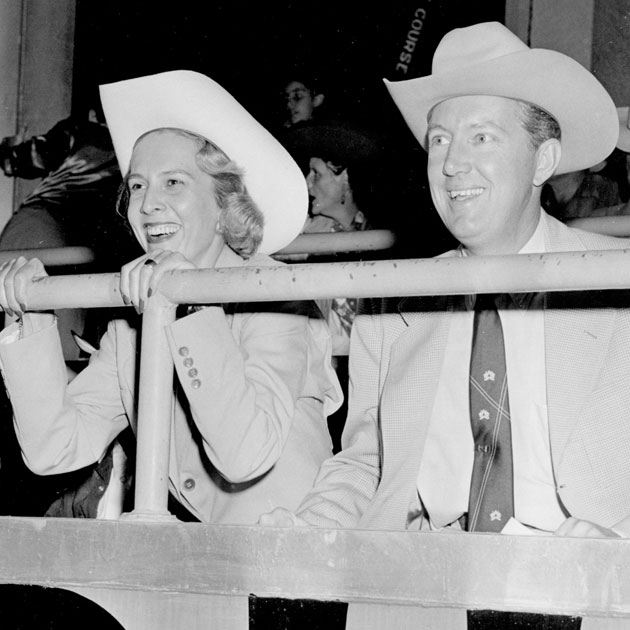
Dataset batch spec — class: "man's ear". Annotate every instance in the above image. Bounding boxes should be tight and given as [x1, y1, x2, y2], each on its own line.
[313, 93, 325, 109]
[533, 138, 562, 187]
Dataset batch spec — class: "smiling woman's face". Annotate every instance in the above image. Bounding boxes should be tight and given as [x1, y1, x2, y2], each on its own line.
[125, 130, 224, 266]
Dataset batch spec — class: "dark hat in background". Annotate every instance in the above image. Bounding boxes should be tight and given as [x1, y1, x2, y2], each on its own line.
[278, 119, 385, 172]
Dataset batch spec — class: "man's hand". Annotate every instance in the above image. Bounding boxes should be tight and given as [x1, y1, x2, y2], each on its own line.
[258, 507, 309, 528]
[554, 517, 620, 538]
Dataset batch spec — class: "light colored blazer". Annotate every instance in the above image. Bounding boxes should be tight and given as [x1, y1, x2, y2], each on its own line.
[0, 254, 342, 524]
[298, 213, 630, 536]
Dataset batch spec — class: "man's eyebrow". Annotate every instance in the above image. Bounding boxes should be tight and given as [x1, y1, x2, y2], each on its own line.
[426, 122, 449, 134]
[427, 120, 508, 134]
[469, 120, 508, 133]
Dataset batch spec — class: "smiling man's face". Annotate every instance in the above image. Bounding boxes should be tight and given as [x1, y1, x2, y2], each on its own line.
[427, 94, 542, 255]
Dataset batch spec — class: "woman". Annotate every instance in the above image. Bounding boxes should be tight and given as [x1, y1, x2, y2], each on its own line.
[277, 121, 386, 455]
[0, 70, 342, 524]
[280, 120, 384, 236]
[279, 121, 386, 350]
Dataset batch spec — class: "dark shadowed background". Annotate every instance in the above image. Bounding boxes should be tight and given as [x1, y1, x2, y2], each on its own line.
[72, 0, 506, 258]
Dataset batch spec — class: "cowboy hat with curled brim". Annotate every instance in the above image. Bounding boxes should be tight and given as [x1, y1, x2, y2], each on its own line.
[383, 22, 618, 175]
[617, 107, 630, 153]
[99, 70, 307, 255]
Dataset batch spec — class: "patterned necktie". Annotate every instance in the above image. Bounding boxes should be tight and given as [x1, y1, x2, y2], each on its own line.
[466, 296, 582, 629]
[466, 293, 514, 532]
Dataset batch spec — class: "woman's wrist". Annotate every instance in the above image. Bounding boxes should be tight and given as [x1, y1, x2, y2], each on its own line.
[20, 311, 55, 338]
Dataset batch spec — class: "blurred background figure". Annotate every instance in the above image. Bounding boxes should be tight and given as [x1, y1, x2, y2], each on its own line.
[280, 69, 329, 130]
[287, 121, 386, 234]
[619, 106, 630, 181]
[542, 106, 630, 220]
[0, 102, 131, 262]
[0, 98, 139, 360]
[0, 97, 139, 520]
[279, 119, 390, 452]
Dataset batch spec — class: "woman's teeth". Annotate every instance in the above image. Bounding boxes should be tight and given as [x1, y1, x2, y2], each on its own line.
[146, 224, 180, 238]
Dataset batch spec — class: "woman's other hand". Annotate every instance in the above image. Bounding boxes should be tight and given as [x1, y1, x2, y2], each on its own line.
[120, 250, 196, 314]
[258, 507, 309, 528]
[0, 256, 54, 334]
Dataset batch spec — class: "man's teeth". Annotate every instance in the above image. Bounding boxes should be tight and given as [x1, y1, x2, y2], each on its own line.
[448, 188, 484, 200]
[146, 224, 180, 237]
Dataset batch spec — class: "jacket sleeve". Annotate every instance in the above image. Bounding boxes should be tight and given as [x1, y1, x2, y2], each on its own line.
[296, 298, 384, 528]
[165, 304, 338, 484]
[0, 319, 129, 475]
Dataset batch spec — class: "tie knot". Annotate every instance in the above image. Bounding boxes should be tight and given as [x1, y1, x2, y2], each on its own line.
[475, 293, 499, 311]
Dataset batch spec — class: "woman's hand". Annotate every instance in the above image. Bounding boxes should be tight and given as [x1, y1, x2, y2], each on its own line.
[258, 507, 309, 528]
[0, 256, 54, 334]
[120, 250, 196, 314]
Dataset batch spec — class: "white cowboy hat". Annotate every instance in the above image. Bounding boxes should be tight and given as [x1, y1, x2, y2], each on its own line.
[100, 70, 307, 255]
[384, 22, 618, 175]
[617, 107, 630, 153]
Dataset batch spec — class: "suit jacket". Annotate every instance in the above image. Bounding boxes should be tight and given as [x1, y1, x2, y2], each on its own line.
[298, 213, 630, 536]
[0, 254, 342, 524]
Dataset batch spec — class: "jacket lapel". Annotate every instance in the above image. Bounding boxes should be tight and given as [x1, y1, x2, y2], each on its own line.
[367, 295, 457, 528]
[542, 215, 617, 466]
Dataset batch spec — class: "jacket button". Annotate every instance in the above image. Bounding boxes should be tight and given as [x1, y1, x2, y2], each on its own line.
[183, 357, 193, 368]
[178, 347, 189, 357]
[183, 478, 195, 491]
[188, 368, 198, 378]
[191, 379, 201, 389]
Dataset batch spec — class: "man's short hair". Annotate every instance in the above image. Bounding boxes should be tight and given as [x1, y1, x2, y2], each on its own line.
[517, 101, 561, 150]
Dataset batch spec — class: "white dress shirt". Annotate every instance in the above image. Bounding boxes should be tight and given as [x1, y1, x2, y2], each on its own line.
[416, 210, 567, 532]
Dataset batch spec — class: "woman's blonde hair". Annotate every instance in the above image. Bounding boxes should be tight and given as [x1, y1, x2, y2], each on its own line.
[116, 127, 264, 257]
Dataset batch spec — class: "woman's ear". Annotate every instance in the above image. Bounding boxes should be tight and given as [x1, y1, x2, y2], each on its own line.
[533, 138, 562, 187]
[313, 93, 325, 109]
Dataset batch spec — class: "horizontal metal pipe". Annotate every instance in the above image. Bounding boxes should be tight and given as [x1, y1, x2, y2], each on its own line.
[13, 248, 630, 312]
[0, 246, 95, 267]
[276, 229, 396, 255]
[568, 215, 630, 237]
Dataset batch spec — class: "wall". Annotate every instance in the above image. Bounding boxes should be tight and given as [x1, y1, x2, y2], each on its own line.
[506, 0, 630, 109]
[592, 0, 630, 107]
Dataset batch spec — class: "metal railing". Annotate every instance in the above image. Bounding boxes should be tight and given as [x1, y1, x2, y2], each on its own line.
[0, 245, 94, 267]
[567, 215, 630, 238]
[275, 229, 396, 255]
[3, 247, 630, 628]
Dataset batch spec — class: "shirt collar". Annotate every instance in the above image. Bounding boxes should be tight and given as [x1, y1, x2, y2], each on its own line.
[462, 209, 545, 311]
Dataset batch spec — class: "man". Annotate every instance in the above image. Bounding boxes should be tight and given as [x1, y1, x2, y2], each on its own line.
[262, 22, 629, 629]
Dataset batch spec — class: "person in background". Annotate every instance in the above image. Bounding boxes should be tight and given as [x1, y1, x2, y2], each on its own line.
[0, 70, 342, 526]
[0, 100, 140, 360]
[279, 120, 387, 454]
[262, 22, 630, 630]
[281, 72, 328, 130]
[0, 97, 140, 519]
[616, 105, 630, 197]
[541, 158, 623, 220]
[543, 106, 630, 221]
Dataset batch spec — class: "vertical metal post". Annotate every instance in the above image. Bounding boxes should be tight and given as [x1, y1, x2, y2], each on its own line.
[125, 301, 177, 521]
